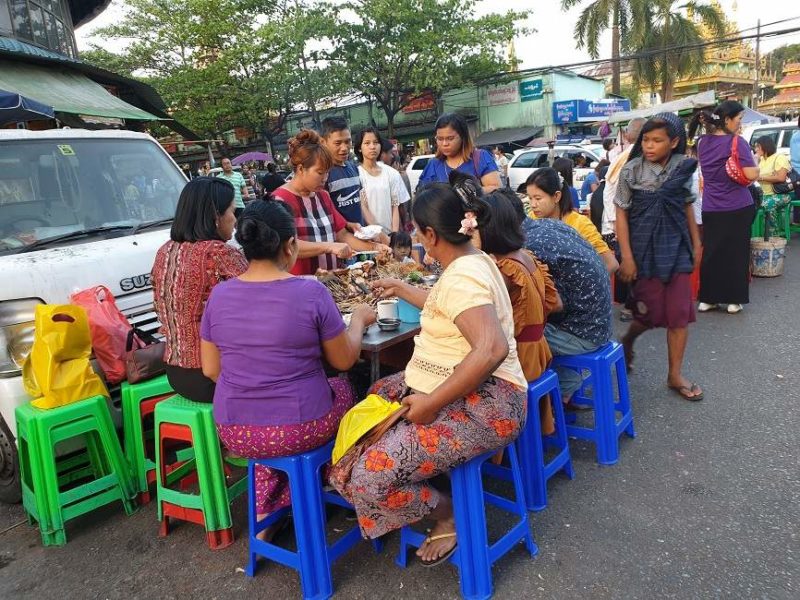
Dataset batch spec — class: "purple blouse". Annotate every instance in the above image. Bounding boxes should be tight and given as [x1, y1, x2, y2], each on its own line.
[200, 277, 346, 426]
[697, 134, 756, 212]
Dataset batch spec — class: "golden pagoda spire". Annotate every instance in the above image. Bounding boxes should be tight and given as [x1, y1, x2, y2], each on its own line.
[506, 39, 520, 73]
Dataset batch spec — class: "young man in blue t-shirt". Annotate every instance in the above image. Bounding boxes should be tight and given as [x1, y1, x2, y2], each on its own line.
[321, 117, 364, 232]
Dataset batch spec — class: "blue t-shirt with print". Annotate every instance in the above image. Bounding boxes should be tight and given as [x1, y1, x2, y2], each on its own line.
[523, 217, 611, 346]
[418, 149, 499, 188]
[325, 160, 363, 224]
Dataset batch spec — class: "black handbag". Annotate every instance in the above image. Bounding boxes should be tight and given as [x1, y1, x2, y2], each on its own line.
[125, 328, 166, 384]
[774, 169, 799, 197]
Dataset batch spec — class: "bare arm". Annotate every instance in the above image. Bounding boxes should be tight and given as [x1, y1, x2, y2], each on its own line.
[616, 206, 637, 282]
[336, 228, 391, 255]
[200, 340, 221, 382]
[759, 167, 788, 184]
[372, 278, 429, 308]
[743, 166, 760, 181]
[402, 305, 510, 424]
[686, 204, 702, 268]
[600, 250, 619, 274]
[391, 205, 400, 232]
[297, 238, 351, 260]
[321, 305, 376, 371]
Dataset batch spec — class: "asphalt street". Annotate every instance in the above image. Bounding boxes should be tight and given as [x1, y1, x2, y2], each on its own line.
[1, 246, 798, 600]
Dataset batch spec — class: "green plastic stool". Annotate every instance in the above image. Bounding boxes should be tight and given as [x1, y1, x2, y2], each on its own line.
[154, 395, 247, 549]
[121, 374, 175, 504]
[788, 200, 800, 236]
[16, 395, 138, 546]
[753, 205, 791, 241]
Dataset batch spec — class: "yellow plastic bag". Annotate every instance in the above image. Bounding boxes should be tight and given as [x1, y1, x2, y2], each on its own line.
[22, 304, 109, 409]
[332, 394, 403, 464]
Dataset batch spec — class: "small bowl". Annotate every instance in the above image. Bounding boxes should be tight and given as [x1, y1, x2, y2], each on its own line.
[377, 318, 401, 332]
[422, 274, 439, 285]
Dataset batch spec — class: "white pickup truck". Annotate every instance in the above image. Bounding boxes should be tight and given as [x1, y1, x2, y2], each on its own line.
[0, 128, 187, 503]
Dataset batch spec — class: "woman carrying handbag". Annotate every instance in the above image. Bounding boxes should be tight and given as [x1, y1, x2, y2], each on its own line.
[688, 101, 759, 314]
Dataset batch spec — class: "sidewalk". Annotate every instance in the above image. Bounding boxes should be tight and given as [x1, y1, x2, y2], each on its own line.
[1, 247, 798, 599]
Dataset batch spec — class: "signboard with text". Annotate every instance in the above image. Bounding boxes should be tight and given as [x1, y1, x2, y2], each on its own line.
[402, 92, 436, 113]
[519, 79, 544, 102]
[487, 83, 520, 106]
[552, 99, 632, 123]
[552, 100, 577, 123]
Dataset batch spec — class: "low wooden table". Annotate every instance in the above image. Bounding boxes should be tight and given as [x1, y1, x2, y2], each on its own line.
[360, 322, 421, 383]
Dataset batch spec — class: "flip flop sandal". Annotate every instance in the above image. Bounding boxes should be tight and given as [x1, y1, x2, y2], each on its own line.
[669, 383, 704, 402]
[419, 531, 458, 567]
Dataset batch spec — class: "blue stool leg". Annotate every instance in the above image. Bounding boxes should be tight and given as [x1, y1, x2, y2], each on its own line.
[452, 459, 493, 600]
[547, 387, 575, 480]
[246, 461, 259, 577]
[592, 364, 618, 465]
[290, 458, 331, 600]
[614, 356, 636, 438]
[507, 445, 538, 557]
[517, 384, 547, 512]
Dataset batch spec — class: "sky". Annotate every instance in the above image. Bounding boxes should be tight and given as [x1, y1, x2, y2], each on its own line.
[76, 0, 800, 71]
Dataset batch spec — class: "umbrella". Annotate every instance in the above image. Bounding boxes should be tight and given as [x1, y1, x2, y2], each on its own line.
[231, 151, 273, 165]
[0, 89, 55, 126]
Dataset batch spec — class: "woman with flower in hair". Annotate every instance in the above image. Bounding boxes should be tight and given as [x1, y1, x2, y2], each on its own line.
[330, 173, 526, 567]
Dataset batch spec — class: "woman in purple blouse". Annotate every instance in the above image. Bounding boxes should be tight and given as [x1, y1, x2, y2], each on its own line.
[200, 200, 376, 540]
[688, 101, 759, 314]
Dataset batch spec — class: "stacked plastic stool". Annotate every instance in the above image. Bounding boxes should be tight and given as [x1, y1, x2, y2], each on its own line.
[516, 369, 575, 511]
[120, 374, 175, 504]
[552, 341, 635, 465]
[16, 394, 138, 546]
[396, 443, 537, 600]
[154, 395, 247, 549]
[246, 440, 382, 599]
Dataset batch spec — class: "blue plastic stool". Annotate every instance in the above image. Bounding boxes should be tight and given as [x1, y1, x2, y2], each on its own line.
[246, 441, 381, 600]
[516, 369, 575, 511]
[552, 341, 635, 465]
[396, 443, 537, 600]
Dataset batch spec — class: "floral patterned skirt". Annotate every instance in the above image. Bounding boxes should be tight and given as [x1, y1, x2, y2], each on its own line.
[330, 371, 526, 539]
[217, 377, 354, 515]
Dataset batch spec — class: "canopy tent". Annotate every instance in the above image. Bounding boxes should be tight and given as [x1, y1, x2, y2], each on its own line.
[0, 89, 54, 125]
[475, 126, 543, 148]
[232, 151, 273, 165]
[0, 60, 160, 122]
[608, 91, 716, 124]
[741, 106, 780, 125]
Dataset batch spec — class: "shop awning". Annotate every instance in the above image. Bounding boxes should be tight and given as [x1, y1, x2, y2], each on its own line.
[0, 60, 160, 121]
[474, 126, 543, 147]
[608, 91, 716, 124]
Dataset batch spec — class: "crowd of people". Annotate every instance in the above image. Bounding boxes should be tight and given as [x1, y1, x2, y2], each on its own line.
[149, 100, 790, 566]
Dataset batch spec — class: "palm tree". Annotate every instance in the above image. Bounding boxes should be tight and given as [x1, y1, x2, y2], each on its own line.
[561, 0, 640, 96]
[631, 0, 727, 101]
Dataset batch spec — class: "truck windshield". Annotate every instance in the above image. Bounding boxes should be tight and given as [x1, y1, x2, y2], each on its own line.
[0, 138, 186, 253]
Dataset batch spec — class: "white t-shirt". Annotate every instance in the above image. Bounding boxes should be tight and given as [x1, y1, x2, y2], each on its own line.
[358, 164, 410, 232]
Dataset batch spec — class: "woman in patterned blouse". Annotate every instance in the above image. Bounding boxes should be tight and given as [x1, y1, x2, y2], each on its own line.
[151, 177, 247, 402]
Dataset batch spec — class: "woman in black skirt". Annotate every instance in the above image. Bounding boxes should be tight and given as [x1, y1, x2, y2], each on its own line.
[688, 102, 759, 314]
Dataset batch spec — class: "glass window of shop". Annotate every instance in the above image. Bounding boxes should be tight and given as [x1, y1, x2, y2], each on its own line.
[3, 0, 76, 57]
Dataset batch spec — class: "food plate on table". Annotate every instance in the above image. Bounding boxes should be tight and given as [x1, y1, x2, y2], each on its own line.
[353, 225, 385, 241]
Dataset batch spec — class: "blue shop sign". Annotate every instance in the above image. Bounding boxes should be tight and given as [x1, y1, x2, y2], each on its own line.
[552, 99, 631, 123]
[552, 100, 577, 123]
[519, 79, 544, 102]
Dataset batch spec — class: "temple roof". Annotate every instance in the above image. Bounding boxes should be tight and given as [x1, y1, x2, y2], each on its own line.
[68, 0, 112, 28]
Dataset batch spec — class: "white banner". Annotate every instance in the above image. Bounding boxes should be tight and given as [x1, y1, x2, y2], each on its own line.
[487, 83, 519, 107]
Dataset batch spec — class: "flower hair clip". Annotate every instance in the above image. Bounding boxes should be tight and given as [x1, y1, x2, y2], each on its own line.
[458, 211, 478, 237]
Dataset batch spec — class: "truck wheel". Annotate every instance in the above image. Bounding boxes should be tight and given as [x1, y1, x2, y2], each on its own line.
[0, 416, 21, 504]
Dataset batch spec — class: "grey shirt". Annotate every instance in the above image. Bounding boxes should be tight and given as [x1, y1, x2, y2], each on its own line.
[615, 154, 695, 210]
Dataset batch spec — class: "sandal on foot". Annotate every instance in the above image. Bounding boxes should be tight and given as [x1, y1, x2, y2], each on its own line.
[668, 383, 704, 402]
[420, 532, 458, 567]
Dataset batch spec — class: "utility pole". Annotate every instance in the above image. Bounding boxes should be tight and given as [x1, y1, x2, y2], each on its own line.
[754, 19, 761, 110]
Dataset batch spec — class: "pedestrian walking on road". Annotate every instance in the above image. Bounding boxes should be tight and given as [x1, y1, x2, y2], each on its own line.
[217, 157, 250, 218]
[616, 113, 703, 401]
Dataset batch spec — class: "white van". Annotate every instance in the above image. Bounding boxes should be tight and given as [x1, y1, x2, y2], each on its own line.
[741, 122, 798, 158]
[0, 129, 187, 502]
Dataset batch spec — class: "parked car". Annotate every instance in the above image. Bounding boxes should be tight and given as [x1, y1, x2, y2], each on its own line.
[741, 122, 797, 158]
[0, 129, 188, 503]
[406, 154, 434, 195]
[507, 145, 602, 194]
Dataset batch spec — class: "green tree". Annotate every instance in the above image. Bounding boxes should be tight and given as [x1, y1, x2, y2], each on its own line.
[560, 0, 640, 96]
[631, 0, 726, 101]
[765, 43, 800, 73]
[330, 0, 529, 137]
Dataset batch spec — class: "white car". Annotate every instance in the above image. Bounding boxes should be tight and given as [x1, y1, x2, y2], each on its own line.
[406, 154, 434, 195]
[741, 122, 797, 158]
[507, 145, 602, 195]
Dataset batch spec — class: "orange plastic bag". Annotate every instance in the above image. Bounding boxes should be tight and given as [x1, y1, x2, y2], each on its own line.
[70, 285, 132, 384]
[22, 304, 108, 409]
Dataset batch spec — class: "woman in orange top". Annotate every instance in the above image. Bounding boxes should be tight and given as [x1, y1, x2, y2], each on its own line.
[476, 185, 563, 433]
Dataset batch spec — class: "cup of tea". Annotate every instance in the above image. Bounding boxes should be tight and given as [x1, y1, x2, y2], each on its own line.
[376, 299, 399, 321]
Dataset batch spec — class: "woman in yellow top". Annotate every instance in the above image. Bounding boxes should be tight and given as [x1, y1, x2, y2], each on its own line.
[526, 167, 619, 274]
[755, 135, 792, 233]
[331, 176, 527, 567]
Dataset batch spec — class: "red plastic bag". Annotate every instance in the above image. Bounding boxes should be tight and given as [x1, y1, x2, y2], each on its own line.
[70, 285, 132, 384]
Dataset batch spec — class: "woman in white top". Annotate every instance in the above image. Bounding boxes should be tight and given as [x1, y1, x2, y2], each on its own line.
[355, 127, 410, 232]
[330, 173, 526, 567]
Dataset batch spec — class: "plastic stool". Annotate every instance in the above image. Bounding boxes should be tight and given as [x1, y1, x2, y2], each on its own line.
[516, 370, 575, 512]
[154, 395, 247, 549]
[396, 444, 537, 600]
[121, 374, 174, 504]
[16, 395, 138, 546]
[552, 341, 635, 466]
[246, 440, 382, 600]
